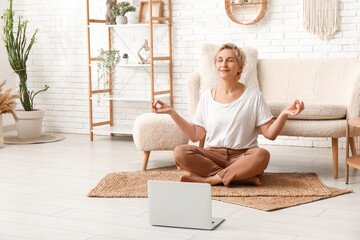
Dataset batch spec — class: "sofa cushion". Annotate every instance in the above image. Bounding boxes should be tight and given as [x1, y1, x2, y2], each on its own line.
[199, 43, 259, 95]
[268, 102, 346, 120]
[279, 119, 347, 138]
[257, 59, 359, 105]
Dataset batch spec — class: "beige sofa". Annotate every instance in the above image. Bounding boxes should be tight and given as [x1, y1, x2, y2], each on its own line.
[187, 43, 360, 179]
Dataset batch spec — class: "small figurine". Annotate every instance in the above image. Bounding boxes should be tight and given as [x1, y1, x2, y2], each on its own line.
[137, 39, 150, 64]
[105, 0, 117, 25]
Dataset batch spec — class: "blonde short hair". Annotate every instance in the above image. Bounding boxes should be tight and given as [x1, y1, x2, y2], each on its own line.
[214, 43, 247, 71]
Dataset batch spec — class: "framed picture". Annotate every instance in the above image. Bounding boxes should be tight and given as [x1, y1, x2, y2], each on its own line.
[138, 1, 164, 23]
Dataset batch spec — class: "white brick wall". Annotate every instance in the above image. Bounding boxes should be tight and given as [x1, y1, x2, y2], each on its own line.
[0, 1, 16, 129]
[7, 0, 360, 148]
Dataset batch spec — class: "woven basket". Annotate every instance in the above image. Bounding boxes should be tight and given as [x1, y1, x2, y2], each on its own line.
[225, 0, 268, 25]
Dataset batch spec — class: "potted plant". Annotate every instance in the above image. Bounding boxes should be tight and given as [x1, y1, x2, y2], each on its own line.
[97, 48, 121, 93]
[111, 1, 136, 25]
[1, 0, 49, 139]
[0, 80, 19, 147]
[122, 53, 129, 64]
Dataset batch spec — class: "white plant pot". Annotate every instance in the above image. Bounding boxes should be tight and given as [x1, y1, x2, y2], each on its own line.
[117, 16, 128, 24]
[127, 12, 138, 24]
[123, 58, 128, 64]
[15, 109, 45, 139]
[0, 114, 3, 148]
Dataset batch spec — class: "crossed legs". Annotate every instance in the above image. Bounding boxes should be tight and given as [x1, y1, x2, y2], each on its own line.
[173, 145, 270, 187]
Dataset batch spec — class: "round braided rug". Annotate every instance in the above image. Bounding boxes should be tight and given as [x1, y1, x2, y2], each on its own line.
[4, 133, 65, 144]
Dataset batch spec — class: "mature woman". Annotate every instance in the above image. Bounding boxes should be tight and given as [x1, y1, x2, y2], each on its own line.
[152, 43, 304, 187]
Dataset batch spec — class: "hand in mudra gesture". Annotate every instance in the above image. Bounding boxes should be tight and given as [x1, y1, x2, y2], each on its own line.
[283, 99, 305, 117]
[152, 100, 173, 115]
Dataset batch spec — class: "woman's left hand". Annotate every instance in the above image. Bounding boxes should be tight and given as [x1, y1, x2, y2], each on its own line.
[283, 99, 305, 117]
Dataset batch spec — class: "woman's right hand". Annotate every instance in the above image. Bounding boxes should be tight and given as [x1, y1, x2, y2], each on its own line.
[152, 99, 206, 142]
[152, 100, 174, 115]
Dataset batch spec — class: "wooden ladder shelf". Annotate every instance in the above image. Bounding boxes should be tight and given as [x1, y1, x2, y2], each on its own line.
[85, 0, 173, 140]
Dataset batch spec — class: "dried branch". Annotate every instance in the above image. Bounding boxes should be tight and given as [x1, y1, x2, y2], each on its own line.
[0, 80, 19, 121]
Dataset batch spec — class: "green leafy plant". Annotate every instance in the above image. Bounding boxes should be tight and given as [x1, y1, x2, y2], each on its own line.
[123, 53, 128, 59]
[1, 0, 49, 111]
[97, 48, 121, 91]
[111, 1, 136, 17]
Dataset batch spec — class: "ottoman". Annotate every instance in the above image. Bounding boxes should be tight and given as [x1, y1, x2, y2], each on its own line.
[133, 113, 189, 170]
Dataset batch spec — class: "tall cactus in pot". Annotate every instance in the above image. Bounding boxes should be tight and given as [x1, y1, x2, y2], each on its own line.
[1, 0, 49, 111]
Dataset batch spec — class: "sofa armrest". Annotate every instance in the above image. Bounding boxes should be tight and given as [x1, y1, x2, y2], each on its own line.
[187, 72, 200, 120]
[347, 73, 360, 119]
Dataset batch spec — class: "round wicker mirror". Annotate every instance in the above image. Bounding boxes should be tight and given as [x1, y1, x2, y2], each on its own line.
[225, 0, 268, 25]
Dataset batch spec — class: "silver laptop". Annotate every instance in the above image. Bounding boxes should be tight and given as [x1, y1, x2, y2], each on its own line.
[148, 180, 225, 230]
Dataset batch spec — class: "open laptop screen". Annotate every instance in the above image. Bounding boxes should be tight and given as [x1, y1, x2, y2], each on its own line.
[148, 180, 219, 230]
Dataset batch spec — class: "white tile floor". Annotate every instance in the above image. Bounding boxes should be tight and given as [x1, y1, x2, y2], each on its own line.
[0, 133, 359, 240]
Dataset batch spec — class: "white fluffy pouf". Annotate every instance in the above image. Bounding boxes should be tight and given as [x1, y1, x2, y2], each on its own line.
[133, 113, 189, 170]
[133, 113, 189, 151]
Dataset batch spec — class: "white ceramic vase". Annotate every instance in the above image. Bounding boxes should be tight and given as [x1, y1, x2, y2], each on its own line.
[127, 12, 138, 24]
[15, 109, 45, 139]
[117, 16, 128, 24]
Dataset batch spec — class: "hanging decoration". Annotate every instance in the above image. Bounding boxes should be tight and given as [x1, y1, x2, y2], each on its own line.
[137, 39, 150, 64]
[224, 0, 268, 25]
[303, 0, 338, 40]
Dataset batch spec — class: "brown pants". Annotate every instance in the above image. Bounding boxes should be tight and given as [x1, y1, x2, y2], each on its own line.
[173, 145, 270, 187]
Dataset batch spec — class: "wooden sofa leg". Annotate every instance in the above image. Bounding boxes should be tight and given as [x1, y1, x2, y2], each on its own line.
[349, 137, 356, 156]
[332, 138, 338, 179]
[142, 151, 151, 171]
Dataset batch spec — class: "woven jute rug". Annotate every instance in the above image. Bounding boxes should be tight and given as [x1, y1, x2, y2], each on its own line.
[88, 166, 353, 211]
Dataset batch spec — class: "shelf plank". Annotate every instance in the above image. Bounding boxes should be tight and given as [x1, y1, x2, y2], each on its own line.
[152, 17, 170, 21]
[88, 23, 167, 28]
[117, 63, 151, 67]
[91, 89, 110, 94]
[90, 97, 152, 102]
[153, 56, 171, 61]
[92, 125, 133, 135]
[89, 19, 106, 23]
[117, 62, 169, 67]
[90, 95, 169, 102]
[89, 63, 169, 67]
[93, 120, 111, 127]
[154, 90, 171, 96]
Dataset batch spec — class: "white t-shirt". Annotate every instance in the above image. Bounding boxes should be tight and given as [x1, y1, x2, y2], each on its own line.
[192, 86, 273, 149]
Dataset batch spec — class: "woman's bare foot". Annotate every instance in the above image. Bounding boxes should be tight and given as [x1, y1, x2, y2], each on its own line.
[233, 176, 261, 186]
[180, 173, 222, 186]
[180, 173, 261, 186]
